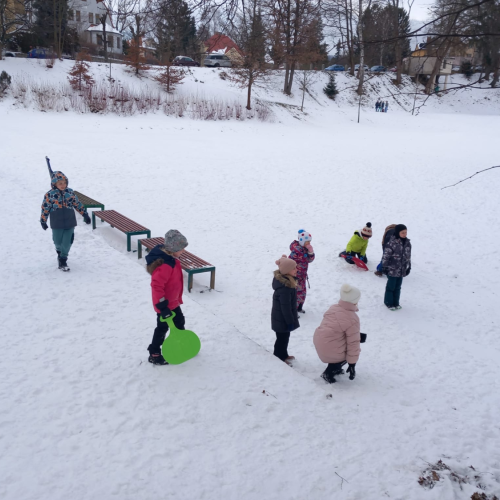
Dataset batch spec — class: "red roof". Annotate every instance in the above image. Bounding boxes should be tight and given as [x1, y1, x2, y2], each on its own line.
[204, 34, 243, 56]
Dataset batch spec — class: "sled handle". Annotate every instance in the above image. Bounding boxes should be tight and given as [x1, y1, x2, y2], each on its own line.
[159, 311, 177, 324]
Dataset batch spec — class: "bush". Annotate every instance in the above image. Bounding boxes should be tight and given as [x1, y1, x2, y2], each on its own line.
[0, 71, 12, 96]
[323, 73, 338, 99]
[461, 61, 474, 79]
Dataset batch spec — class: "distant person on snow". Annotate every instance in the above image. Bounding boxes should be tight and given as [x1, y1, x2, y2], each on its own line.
[289, 229, 315, 313]
[385, 101, 389, 113]
[375, 100, 380, 112]
[272, 255, 300, 365]
[313, 284, 362, 384]
[339, 222, 372, 264]
[381, 224, 411, 311]
[145, 230, 189, 365]
[40, 170, 91, 271]
[375, 224, 396, 276]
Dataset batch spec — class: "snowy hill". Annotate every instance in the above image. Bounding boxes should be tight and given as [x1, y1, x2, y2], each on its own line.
[1, 58, 500, 500]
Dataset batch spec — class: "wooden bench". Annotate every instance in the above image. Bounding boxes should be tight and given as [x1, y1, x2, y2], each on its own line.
[74, 190, 105, 211]
[92, 210, 151, 252]
[138, 237, 215, 293]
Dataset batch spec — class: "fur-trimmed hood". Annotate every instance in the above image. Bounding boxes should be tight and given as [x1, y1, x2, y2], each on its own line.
[273, 270, 297, 289]
[146, 244, 176, 275]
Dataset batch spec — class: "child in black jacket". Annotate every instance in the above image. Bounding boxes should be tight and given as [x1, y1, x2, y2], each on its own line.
[271, 255, 300, 365]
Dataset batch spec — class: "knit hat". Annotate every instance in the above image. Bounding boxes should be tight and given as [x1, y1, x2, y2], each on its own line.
[275, 255, 297, 275]
[394, 224, 407, 238]
[340, 283, 361, 304]
[163, 229, 188, 253]
[360, 222, 372, 238]
[298, 229, 312, 246]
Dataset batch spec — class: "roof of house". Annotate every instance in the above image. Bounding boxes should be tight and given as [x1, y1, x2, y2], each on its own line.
[204, 34, 243, 56]
[86, 24, 121, 35]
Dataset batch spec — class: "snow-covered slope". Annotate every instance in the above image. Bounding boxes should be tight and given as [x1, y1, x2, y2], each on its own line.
[1, 59, 500, 500]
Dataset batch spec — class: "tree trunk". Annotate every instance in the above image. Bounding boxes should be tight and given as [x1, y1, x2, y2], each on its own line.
[102, 15, 108, 63]
[356, 0, 365, 95]
[247, 73, 253, 110]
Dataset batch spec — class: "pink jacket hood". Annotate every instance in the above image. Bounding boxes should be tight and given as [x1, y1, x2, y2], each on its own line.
[313, 300, 361, 364]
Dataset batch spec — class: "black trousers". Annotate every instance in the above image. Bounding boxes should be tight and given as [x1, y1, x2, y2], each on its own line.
[148, 306, 185, 353]
[273, 331, 290, 361]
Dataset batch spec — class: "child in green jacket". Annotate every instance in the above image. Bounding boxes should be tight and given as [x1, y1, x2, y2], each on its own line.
[339, 222, 372, 264]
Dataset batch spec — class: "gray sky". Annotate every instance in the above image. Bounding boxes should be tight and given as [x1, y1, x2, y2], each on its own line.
[408, 0, 433, 22]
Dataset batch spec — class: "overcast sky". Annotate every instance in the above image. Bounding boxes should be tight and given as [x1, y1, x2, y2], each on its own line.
[408, 0, 433, 22]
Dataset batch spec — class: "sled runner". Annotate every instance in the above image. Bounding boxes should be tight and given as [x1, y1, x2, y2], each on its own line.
[161, 312, 201, 365]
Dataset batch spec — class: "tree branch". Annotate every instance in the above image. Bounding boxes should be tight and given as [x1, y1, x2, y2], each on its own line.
[441, 166, 500, 189]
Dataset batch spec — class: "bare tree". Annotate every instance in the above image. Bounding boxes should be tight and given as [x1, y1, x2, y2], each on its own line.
[0, 0, 29, 57]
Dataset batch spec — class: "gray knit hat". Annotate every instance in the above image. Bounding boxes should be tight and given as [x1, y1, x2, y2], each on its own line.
[163, 229, 188, 253]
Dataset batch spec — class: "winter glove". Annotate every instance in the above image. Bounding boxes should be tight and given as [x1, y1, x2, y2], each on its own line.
[83, 213, 91, 225]
[346, 363, 356, 380]
[360, 255, 368, 264]
[345, 255, 355, 265]
[41, 221, 48, 231]
[156, 298, 172, 320]
[306, 244, 314, 254]
[405, 266, 411, 277]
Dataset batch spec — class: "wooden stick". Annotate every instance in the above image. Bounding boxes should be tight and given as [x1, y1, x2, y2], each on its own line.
[441, 166, 500, 190]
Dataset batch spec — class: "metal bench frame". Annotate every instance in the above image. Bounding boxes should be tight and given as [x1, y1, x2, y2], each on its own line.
[138, 237, 215, 292]
[92, 210, 151, 252]
[74, 190, 105, 211]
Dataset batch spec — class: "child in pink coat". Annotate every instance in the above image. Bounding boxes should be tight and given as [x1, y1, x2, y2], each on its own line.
[289, 229, 315, 313]
[313, 284, 361, 383]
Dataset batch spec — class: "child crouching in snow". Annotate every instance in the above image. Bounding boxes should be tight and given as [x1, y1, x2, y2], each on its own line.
[313, 284, 362, 383]
[272, 256, 300, 365]
[289, 229, 315, 313]
[145, 230, 189, 365]
[339, 222, 372, 264]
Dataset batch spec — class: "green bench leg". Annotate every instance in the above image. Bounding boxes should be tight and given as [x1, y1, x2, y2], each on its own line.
[138, 241, 142, 259]
[210, 270, 216, 290]
[127, 234, 131, 252]
[92, 211, 96, 230]
[188, 272, 194, 293]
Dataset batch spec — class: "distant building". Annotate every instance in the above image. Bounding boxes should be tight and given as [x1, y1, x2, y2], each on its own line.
[202, 33, 243, 65]
[67, 0, 123, 54]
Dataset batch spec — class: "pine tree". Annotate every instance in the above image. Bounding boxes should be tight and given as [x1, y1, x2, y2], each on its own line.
[323, 73, 338, 99]
[68, 51, 94, 91]
[33, 0, 69, 57]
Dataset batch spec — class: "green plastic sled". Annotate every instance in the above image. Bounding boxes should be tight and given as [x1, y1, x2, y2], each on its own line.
[161, 312, 201, 365]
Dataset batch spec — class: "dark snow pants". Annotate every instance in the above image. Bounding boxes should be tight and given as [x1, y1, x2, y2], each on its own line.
[273, 331, 290, 361]
[148, 306, 185, 354]
[52, 228, 75, 258]
[384, 276, 403, 308]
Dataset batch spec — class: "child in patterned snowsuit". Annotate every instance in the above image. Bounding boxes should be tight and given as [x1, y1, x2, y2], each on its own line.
[40, 171, 91, 270]
[289, 229, 315, 313]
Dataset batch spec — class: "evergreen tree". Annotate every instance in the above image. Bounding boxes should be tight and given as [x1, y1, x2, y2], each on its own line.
[154, 0, 197, 63]
[323, 73, 338, 99]
[33, 0, 69, 57]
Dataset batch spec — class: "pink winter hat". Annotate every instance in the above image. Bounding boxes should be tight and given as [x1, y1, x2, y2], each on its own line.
[275, 255, 297, 275]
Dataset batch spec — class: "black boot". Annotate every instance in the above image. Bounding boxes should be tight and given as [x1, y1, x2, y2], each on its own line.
[148, 348, 168, 365]
[321, 362, 346, 383]
[297, 303, 305, 314]
[58, 257, 70, 272]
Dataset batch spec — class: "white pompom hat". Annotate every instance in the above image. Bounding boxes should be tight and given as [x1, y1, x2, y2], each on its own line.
[340, 283, 361, 304]
[298, 229, 312, 246]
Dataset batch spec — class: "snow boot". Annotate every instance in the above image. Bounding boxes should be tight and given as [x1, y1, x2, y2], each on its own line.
[285, 356, 295, 366]
[374, 271, 383, 277]
[394, 305, 402, 310]
[58, 257, 70, 272]
[148, 352, 169, 365]
[297, 303, 305, 314]
[386, 305, 396, 311]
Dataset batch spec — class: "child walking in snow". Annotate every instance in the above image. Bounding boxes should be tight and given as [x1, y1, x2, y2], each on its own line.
[381, 224, 411, 310]
[289, 229, 315, 313]
[40, 170, 91, 271]
[313, 284, 362, 384]
[339, 222, 372, 264]
[271, 256, 300, 365]
[145, 230, 189, 365]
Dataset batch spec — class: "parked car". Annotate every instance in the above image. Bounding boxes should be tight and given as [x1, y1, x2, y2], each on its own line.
[370, 65, 386, 73]
[27, 48, 55, 59]
[325, 64, 345, 71]
[172, 56, 200, 67]
[354, 64, 369, 72]
[451, 65, 461, 72]
[3, 51, 16, 57]
[388, 66, 397, 72]
[204, 54, 232, 68]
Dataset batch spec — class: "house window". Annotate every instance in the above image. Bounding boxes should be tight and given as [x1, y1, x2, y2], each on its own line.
[97, 35, 103, 46]
[116, 38, 120, 50]
[89, 13, 93, 23]
[95, 13, 100, 23]
[108, 35, 114, 48]
[68, 9, 74, 20]
[76, 10, 81, 21]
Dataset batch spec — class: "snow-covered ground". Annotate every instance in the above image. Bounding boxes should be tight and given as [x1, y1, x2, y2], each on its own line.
[1, 59, 500, 500]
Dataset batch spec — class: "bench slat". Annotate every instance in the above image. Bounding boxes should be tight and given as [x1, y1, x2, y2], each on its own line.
[95, 210, 148, 232]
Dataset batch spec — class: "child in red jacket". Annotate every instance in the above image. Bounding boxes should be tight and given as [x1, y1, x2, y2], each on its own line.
[145, 230, 189, 365]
